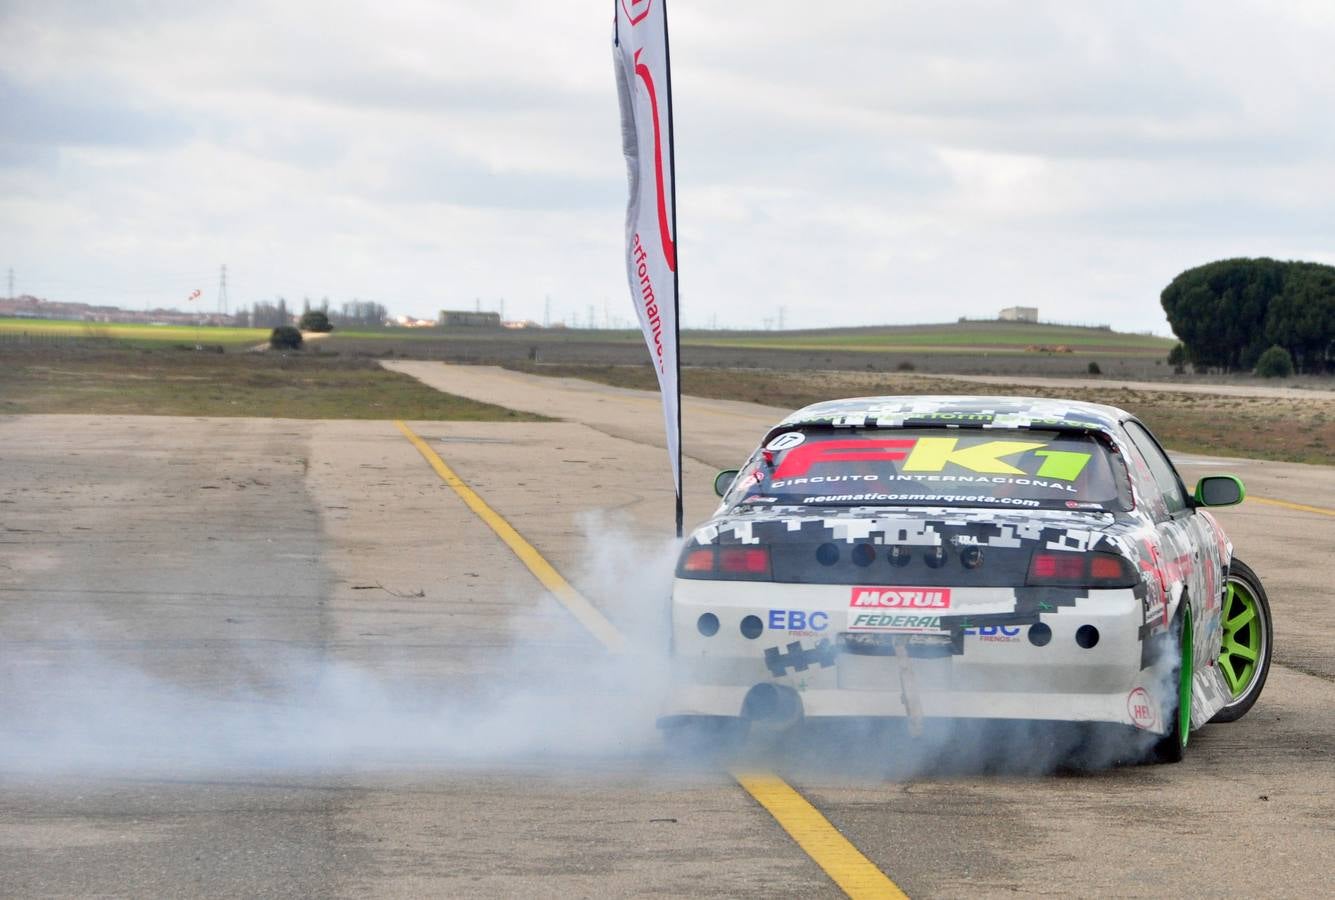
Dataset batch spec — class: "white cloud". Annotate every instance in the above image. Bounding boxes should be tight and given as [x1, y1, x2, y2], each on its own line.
[1, 0, 1333, 333]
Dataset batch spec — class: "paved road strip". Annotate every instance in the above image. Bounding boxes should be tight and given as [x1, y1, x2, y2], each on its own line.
[733, 772, 908, 898]
[1249, 496, 1335, 517]
[393, 419, 908, 898]
[394, 420, 626, 653]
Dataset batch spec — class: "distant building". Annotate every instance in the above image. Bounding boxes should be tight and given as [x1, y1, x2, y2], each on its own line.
[393, 315, 438, 328]
[438, 310, 501, 328]
[999, 306, 1039, 323]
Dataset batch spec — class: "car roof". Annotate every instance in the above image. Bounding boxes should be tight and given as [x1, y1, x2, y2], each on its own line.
[775, 395, 1128, 433]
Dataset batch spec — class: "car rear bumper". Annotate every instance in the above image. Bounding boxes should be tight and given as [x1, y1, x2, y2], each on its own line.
[665, 579, 1171, 731]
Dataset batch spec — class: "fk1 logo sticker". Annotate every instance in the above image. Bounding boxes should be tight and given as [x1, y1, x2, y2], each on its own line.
[765, 640, 837, 677]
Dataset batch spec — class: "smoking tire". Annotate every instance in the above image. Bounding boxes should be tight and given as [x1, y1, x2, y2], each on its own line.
[1210, 558, 1273, 724]
[1150, 604, 1192, 764]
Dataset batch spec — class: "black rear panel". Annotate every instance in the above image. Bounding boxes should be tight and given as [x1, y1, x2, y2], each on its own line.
[768, 541, 1032, 587]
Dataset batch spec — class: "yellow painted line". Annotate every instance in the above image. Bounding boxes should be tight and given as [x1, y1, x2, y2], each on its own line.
[393, 420, 627, 653]
[732, 772, 908, 898]
[1251, 495, 1335, 517]
[394, 419, 908, 898]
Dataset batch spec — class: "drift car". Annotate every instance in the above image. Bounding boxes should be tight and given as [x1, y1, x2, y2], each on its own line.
[662, 396, 1272, 762]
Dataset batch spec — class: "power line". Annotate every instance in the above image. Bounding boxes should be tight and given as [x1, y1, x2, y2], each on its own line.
[216, 264, 229, 315]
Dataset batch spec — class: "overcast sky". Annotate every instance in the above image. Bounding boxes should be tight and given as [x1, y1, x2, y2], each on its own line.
[3, 1, 1333, 334]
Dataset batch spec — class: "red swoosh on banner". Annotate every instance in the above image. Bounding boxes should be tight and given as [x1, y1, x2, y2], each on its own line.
[621, 0, 652, 26]
[633, 49, 676, 272]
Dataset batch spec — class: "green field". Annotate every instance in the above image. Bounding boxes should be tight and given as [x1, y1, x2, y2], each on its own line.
[325, 320, 1175, 354]
[2, 317, 1175, 356]
[685, 322, 1175, 354]
[0, 345, 545, 421]
[0, 317, 270, 346]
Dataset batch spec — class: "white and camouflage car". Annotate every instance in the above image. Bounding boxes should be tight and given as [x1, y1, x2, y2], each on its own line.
[662, 396, 1273, 762]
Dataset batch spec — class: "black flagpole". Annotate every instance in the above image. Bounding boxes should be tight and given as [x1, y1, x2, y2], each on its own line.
[661, 0, 683, 539]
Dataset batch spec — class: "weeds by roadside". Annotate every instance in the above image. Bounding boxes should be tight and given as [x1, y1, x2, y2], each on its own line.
[502, 362, 1335, 466]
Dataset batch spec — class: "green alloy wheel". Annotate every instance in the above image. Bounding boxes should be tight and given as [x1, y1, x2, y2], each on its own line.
[1151, 605, 1193, 764]
[1211, 559, 1273, 724]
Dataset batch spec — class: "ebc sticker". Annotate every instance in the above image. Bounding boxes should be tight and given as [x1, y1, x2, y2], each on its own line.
[768, 609, 829, 632]
[765, 432, 806, 452]
[963, 624, 1021, 642]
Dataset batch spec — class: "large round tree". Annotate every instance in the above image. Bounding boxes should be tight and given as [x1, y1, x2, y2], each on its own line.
[1161, 258, 1333, 373]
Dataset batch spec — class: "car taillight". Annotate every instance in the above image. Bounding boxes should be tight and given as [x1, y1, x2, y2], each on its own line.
[720, 547, 770, 574]
[682, 549, 714, 572]
[677, 545, 772, 579]
[1031, 553, 1084, 581]
[1089, 554, 1129, 582]
[1026, 551, 1136, 587]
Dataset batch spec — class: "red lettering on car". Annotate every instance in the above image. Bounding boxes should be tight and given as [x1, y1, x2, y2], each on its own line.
[773, 439, 916, 479]
[849, 587, 952, 609]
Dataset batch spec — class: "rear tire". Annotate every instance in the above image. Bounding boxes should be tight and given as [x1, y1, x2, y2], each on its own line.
[1150, 604, 1192, 764]
[1210, 559, 1272, 724]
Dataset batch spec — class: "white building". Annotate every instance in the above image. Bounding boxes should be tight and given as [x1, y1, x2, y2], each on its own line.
[999, 306, 1039, 323]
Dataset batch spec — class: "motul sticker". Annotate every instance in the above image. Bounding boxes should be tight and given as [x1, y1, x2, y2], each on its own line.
[1127, 687, 1158, 730]
[849, 586, 952, 609]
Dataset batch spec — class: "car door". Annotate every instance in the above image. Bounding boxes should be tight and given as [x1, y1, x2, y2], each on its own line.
[1119, 419, 1227, 676]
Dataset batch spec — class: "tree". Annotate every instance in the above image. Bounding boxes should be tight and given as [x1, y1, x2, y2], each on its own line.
[269, 325, 303, 350]
[1162, 258, 1334, 373]
[299, 309, 333, 332]
[330, 299, 388, 328]
[250, 299, 292, 329]
[1254, 345, 1294, 378]
[1264, 263, 1335, 372]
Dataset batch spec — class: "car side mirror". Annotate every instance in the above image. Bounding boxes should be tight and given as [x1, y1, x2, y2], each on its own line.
[713, 469, 740, 497]
[1194, 475, 1245, 507]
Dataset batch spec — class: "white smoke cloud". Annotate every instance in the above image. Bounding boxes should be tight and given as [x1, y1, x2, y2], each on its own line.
[0, 510, 1178, 778]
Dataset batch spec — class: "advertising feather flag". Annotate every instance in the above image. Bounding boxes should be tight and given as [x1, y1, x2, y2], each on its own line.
[614, 0, 683, 536]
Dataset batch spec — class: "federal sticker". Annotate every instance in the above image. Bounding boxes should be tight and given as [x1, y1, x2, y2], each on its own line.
[765, 432, 806, 452]
[846, 612, 943, 633]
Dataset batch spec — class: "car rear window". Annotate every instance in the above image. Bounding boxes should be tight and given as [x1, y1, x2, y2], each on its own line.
[724, 428, 1126, 510]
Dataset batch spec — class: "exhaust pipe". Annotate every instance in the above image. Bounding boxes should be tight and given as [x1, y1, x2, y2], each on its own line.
[742, 683, 803, 728]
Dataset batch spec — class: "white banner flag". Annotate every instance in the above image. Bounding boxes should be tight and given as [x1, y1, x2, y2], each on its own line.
[615, 0, 682, 533]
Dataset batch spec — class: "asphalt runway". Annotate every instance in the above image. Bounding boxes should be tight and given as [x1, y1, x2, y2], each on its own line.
[2, 365, 1332, 897]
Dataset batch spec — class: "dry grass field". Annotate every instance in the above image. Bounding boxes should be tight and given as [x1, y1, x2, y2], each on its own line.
[502, 363, 1335, 466]
[0, 345, 545, 421]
